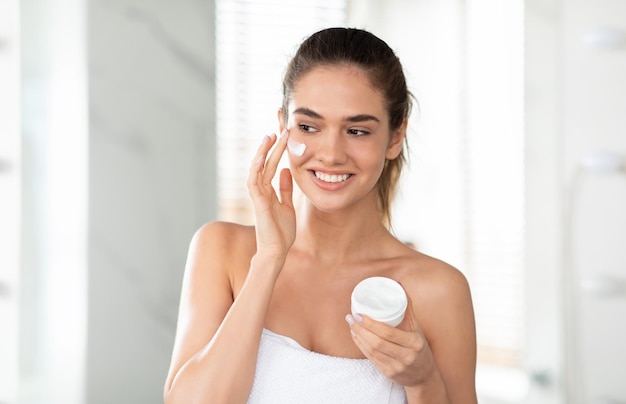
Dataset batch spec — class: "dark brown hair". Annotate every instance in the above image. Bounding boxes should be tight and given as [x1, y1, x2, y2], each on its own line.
[282, 27, 412, 226]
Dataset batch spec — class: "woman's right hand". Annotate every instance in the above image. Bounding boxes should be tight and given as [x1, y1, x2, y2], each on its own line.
[247, 129, 296, 263]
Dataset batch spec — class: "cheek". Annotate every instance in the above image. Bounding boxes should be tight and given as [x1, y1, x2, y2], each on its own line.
[356, 143, 389, 168]
[287, 153, 305, 174]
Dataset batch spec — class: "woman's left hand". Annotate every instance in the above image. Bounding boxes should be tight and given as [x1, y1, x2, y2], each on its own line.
[345, 294, 439, 388]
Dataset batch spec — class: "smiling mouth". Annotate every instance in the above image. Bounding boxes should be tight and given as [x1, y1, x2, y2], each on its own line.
[314, 171, 352, 183]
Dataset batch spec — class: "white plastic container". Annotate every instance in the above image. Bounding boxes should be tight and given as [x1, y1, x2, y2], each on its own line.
[351, 277, 408, 327]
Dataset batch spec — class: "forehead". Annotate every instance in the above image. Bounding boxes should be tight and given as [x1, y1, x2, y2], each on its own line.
[288, 65, 387, 118]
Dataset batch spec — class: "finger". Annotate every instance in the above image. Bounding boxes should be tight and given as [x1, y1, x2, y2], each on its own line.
[350, 329, 396, 375]
[348, 320, 401, 378]
[279, 168, 293, 208]
[262, 129, 289, 184]
[249, 134, 275, 173]
[248, 134, 275, 194]
[349, 317, 424, 380]
[351, 316, 408, 359]
[357, 313, 417, 349]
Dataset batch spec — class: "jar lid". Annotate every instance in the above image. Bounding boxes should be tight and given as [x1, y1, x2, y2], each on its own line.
[351, 277, 407, 327]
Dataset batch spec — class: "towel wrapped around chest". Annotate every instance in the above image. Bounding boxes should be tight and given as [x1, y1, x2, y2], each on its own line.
[247, 328, 408, 404]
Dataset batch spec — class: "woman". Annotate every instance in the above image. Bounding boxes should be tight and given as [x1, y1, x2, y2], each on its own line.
[164, 27, 477, 403]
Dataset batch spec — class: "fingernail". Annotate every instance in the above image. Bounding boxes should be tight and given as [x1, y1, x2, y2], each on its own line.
[353, 313, 364, 323]
[345, 314, 355, 326]
[279, 128, 288, 139]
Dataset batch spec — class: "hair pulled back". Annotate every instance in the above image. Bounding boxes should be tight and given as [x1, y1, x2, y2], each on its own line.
[282, 27, 412, 226]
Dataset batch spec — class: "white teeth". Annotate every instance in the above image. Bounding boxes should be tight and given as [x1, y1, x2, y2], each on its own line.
[314, 171, 351, 183]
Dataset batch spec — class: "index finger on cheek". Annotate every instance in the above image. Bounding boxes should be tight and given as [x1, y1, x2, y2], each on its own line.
[262, 129, 289, 176]
[277, 128, 290, 147]
[250, 135, 273, 172]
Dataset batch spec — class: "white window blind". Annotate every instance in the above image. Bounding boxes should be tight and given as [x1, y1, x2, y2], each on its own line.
[216, 0, 347, 223]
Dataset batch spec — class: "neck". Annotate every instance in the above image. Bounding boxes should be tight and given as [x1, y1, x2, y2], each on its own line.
[292, 197, 390, 264]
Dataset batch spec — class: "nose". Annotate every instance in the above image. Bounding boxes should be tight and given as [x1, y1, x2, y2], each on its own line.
[316, 130, 347, 165]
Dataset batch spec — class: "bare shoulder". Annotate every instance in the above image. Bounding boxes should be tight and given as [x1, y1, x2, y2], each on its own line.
[181, 220, 257, 295]
[396, 248, 470, 296]
[192, 221, 256, 255]
[397, 248, 475, 340]
[188, 221, 257, 295]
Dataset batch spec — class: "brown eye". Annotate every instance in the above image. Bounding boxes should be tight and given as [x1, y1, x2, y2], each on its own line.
[298, 124, 317, 133]
[348, 128, 370, 136]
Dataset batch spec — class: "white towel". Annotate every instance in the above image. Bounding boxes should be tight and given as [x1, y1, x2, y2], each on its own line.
[247, 328, 407, 404]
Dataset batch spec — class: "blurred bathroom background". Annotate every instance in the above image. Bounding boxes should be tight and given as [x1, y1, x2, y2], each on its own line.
[0, 0, 625, 403]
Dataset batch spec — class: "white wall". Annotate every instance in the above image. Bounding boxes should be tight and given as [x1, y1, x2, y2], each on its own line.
[561, 0, 626, 402]
[524, 0, 566, 402]
[0, 0, 20, 402]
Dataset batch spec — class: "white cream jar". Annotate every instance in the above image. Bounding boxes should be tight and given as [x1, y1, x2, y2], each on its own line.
[351, 277, 408, 327]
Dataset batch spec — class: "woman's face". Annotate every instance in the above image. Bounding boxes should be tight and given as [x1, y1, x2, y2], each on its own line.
[282, 65, 404, 214]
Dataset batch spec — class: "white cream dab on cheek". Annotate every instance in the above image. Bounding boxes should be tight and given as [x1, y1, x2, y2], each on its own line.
[287, 138, 306, 157]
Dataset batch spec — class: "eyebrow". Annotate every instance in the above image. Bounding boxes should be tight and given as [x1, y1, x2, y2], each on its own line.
[293, 107, 380, 123]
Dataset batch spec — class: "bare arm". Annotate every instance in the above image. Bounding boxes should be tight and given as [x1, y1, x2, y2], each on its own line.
[163, 223, 283, 404]
[164, 131, 295, 404]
